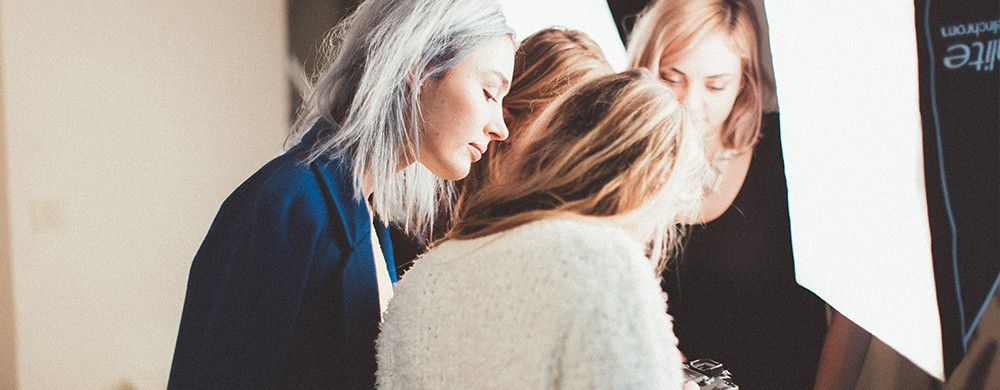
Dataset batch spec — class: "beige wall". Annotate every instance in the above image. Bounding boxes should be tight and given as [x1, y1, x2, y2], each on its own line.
[1, 0, 21, 387]
[0, 1, 288, 388]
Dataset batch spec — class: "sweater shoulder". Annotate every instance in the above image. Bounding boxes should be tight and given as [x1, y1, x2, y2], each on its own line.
[511, 218, 646, 269]
[424, 218, 651, 285]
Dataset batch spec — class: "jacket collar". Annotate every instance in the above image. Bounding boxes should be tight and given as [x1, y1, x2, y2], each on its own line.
[294, 120, 398, 282]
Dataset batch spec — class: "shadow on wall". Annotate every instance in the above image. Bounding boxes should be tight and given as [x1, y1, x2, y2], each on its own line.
[286, 0, 358, 121]
[0, 24, 20, 388]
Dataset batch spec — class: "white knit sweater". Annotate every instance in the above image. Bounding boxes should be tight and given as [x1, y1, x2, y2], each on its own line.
[375, 218, 685, 389]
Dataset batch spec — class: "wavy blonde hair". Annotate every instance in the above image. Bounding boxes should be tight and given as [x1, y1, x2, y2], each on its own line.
[457, 28, 612, 213]
[447, 69, 707, 271]
[627, 0, 764, 150]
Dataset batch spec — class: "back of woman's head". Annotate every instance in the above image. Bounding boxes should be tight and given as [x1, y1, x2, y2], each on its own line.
[450, 69, 707, 261]
[458, 28, 613, 209]
[289, 0, 513, 237]
[627, 0, 764, 150]
[504, 28, 613, 134]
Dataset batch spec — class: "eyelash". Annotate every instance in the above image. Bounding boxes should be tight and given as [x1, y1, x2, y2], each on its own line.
[661, 75, 681, 84]
[483, 89, 498, 102]
[662, 75, 727, 91]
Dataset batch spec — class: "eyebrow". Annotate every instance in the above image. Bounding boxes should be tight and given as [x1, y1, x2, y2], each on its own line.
[486, 70, 511, 93]
[666, 67, 735, 79]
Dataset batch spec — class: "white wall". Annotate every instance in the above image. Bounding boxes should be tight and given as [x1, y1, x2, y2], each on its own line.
[499, 0, 627, 70]
[0, 1, 288, 388]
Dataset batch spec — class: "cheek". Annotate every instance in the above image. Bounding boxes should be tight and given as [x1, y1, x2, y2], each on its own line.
[424, 95, 468, 145]
[441, 97, 483, 162]
[450, 90, 484, 136]
[710, 91, 741, 123]
[666, 84, 686, 102]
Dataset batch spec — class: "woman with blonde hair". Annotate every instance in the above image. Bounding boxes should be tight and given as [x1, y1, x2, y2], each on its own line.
[169, 0, 515, 387]
[376, 69, 706, 388]
[628, 0, 829, 388]
[457, 27, 613, 214]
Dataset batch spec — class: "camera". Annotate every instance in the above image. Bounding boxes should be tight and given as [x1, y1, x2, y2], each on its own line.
[682, 359, 738, 390]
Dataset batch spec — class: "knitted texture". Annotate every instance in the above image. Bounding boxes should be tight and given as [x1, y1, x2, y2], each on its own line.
[376, 218, 685, 389]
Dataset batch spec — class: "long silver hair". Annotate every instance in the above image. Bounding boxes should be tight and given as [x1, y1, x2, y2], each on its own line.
[288, 0, 513, 239]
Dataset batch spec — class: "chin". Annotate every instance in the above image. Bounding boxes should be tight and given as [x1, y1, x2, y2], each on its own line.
[419, 156, 467, 180]
[436, 164, 471, 181]
[444, 168, 471, 181]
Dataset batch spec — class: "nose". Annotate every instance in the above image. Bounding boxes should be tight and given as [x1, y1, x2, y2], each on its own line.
[680, 87, 708, 124]
[487, 110, 509, 141]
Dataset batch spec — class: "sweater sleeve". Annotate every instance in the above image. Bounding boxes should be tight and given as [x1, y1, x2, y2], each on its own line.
[557, 252, 686, 390]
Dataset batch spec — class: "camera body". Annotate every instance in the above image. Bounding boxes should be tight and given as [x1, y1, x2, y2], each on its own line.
[682, 359, 738, 390]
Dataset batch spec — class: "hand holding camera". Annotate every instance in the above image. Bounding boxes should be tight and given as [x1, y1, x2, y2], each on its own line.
[682, 359, 739, 390]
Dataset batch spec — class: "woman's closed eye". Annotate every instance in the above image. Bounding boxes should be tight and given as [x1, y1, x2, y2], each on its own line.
[483, 89, 498, 102]
[661, 73, 682, 84]
[707, 82, 729, 91]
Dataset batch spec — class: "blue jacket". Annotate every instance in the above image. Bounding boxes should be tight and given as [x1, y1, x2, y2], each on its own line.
[168, 123, 397, 389]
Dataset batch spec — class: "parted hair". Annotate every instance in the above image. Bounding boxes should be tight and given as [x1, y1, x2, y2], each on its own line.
[448, 69, 707, 271]
[627, 0, 764, 151]
[287, 0, 513, 238]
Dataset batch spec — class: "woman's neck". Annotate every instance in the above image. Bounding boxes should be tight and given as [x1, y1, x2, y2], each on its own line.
[568, 212, 656, 249]
[363, 182, 374, 199]
[365, 158, 415, 199]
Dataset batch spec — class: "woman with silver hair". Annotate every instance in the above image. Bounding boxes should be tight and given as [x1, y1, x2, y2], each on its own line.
[168, 0, 514, 388]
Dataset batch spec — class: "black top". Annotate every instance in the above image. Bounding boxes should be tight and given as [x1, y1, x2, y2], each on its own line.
[662, 113, 828, 390]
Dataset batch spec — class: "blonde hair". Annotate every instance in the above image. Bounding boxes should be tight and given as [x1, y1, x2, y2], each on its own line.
[627, 0, 764, 150]
[504, 28, 613, 132]
[458, 28, 612, 212]
[448, 69, 705, 271]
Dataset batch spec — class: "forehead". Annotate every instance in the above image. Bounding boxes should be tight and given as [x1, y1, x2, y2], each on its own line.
[454, 35, 516, 79]
[661, 32, 741, 76]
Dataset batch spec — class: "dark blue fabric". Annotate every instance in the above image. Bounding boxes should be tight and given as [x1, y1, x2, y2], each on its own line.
[168, 122, 397, 389]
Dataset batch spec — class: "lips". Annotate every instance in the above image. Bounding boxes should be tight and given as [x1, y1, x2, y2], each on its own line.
[468, 143, 485, 162]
